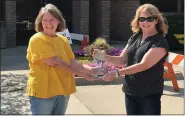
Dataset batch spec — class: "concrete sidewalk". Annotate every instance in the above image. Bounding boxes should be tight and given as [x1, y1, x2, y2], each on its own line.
[1, 45, 184, 115]
[1, 69, 184, 115]
[66, 80, 184, 115]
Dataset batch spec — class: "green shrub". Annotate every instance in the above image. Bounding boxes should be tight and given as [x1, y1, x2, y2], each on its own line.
[83, 37, 112, 56]
[76, 56, 92, 64]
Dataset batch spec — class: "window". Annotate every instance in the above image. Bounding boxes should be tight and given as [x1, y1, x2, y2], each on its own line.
[16, 0, 42, 21]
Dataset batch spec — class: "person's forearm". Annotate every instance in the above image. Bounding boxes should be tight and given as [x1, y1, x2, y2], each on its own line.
[56, 60, 80, 75]
[118, 63, 147, 75]
[83, 64, 92, 71]
[71, 60, 91, 72]
[41, 56, 81, 75]
[106, 55, 125, 65]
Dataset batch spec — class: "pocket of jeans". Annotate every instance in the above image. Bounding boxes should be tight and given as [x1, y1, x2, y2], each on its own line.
[29, 96, 35, 104]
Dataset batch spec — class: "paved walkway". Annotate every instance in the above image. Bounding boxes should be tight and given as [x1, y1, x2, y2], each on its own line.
[1, 45, 184, 115]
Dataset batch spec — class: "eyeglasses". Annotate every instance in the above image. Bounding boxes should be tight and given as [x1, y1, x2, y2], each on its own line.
[138, 16, 156, 22]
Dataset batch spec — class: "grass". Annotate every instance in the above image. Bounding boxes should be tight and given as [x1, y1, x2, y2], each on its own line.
[78, 59, 91, 64]
[76, 56, 92, 64]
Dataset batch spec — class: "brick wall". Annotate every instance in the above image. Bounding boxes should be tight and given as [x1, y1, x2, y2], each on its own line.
[93, 1, 102, 37]
[73, 0, 139, 42]
[72, 0, 89, 34]
[80, 0, 89, 34]
[0, 21, 6, 48]
[89, 0, 138, 42]
[110, 0, 140, 41]
[89, 0, 110, 42]
[72, 0, 80, 33]
[100, 0, 110, 41]
[5, 0, 16, 47]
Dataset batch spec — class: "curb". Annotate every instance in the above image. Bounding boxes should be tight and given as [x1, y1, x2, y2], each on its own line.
[74, 76, 125, 86]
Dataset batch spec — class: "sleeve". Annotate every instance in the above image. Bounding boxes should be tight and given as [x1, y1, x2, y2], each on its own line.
[58, 35, 75, 60]
[151, 37, 169, 52]
[28, 37, 57, 62]
[66, 41, 75, 60]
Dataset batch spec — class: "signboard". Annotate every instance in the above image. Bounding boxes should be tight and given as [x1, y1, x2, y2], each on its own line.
[57, 29, 72, 44]
[174, 34, 184, 45]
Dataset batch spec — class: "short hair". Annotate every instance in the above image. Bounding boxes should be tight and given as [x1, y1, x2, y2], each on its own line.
[131, 4, 168, 36]
[35, 3, 66, 32]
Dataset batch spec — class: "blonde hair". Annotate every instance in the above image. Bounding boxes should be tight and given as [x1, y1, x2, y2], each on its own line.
[131, 4, 168, 36]
[35, 3, 66, 32]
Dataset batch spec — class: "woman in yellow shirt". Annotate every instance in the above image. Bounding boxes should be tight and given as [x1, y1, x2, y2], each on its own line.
[26, 3, 96, 115]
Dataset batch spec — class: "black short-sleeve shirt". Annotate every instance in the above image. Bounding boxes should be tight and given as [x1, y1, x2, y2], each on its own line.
[122, 32, 169, 97]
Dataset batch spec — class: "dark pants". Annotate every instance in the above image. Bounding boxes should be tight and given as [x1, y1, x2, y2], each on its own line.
[125, 93, 161, 115]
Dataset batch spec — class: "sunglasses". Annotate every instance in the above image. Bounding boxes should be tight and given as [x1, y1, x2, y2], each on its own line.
[138, 16, 156, 22]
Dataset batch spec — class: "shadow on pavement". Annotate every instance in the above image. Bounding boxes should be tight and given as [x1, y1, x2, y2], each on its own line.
[1, 46, 29, 71]
[75, 76, 125, 86]
[1, 62, 29, 71]
[163, 85, 184, 98]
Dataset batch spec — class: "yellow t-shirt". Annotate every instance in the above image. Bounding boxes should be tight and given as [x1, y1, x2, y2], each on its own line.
[26, 32, 76, 98]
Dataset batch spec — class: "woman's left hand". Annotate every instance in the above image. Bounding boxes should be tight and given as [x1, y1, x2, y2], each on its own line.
[78, 71, 95, 81]
[103, 71, 116, 82]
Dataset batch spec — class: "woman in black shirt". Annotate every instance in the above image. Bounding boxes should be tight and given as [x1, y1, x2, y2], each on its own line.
[93, 4, 169, 115]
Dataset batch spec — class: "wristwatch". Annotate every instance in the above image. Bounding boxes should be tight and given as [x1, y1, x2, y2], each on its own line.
[115, 70, 120, 78]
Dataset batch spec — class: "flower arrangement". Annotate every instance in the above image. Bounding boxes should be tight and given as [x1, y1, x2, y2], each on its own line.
[74, 37, 123, 57]
[83, 37, 112, 56]
[74, 50, 86, 56]
[74, 48, 123, 57]
[88, 62, 124, 71]
[86, 62, 124, 78]
[74, 37, 124, 78]
[109, 48, 123, 56]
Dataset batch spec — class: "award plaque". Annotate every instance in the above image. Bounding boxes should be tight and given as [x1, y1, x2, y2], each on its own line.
[94, 50, 105, 61]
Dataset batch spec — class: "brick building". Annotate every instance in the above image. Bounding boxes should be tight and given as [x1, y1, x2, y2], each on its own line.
[0, 0, 183, 48]
[1, 0, 16, 48]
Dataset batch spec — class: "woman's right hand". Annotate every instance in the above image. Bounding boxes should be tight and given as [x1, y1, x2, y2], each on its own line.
[92, 49, 107, 61]
[90, 64, 108, 75]
[77, 70, 95, 81]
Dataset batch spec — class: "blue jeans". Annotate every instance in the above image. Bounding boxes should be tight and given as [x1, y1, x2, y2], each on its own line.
[125, 93, 161, 115]
[29, 95, 70, 115]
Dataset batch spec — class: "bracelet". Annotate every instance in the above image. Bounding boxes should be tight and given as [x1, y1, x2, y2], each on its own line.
[115, 70, 120, 78]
